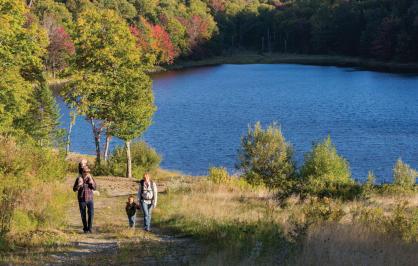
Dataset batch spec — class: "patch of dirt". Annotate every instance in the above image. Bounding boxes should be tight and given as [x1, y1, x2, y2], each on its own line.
[53, 175, 200, 265]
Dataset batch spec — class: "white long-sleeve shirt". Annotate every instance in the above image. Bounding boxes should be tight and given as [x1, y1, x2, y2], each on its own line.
[138, 180, 158, 207]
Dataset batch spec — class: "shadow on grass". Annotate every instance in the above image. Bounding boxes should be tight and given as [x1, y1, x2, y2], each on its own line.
[154, 213, 297, 265]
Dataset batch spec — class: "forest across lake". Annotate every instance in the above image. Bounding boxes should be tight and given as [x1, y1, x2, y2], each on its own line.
[59, 64, 418, 183]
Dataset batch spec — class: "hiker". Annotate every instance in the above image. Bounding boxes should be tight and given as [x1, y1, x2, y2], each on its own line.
[73, 164, 96, 233]
[137, 173, 158, 232]
[78, 159, 88, 174]
[125, 195, 140, 228]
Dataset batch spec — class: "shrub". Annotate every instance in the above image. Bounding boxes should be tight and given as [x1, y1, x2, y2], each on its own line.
[106, 141, 161, 178]
[208, 167, 230, 184]
[237, 122, 295, 193]
[362, 171, 376, 197]
[353, 202, 418, 242]
[388, 201, 418, 242]
[0, 136, 68, 248]
[288, 197, 345, 243]
[393, 159, 417, 189]
[300, 136, 358, 199]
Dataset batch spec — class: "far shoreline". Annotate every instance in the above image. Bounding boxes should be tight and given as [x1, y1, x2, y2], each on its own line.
[154, 52, 418, 74]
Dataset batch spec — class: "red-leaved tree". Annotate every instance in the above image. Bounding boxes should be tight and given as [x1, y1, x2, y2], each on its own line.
[178, 15, 210, 50]
[130, 17, 176, 65]
[47, 25, 75, 77]
[151, 24, 176, 64]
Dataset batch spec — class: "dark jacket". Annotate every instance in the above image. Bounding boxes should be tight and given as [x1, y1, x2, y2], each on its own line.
[73, 175, 96, 202]
[126, 202, 139, 217]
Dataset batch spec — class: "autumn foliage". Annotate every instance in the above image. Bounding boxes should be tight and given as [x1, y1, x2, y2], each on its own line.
[47, 26, 75, 75]
[130, 18, 176, 65]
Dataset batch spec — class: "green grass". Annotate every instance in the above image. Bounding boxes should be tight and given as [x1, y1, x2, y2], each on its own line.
[153, 179, 296, 265]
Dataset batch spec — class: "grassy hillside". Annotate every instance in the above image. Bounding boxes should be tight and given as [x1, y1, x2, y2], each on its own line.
[2, 170, 418, 265]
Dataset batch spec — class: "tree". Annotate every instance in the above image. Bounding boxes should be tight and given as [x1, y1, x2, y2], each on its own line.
[63, 7, 143, 165]
[0, 70, 32, 135]
[107, 141, 160, 178]
[237, 122, 295, 192]
[131, 17, 176, 65]
[151, 24, 176, 64]
[32, 0, 73, 28]
[393, 159, 417, 188]
[107, 67, 155, 178]
[0, 0, 49, 137]
[300, 136, 356, 198]
[20, 83, 63, 146]
[159, 12, 188, 55]
[46, 25, 75, 77]
[96, 0, 137, 20]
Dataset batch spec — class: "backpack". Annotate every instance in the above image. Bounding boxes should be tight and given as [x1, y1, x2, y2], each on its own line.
[140, 180, 154, 200]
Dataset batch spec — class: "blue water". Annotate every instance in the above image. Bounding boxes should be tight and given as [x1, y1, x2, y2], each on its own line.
[58, 64, 418, 182]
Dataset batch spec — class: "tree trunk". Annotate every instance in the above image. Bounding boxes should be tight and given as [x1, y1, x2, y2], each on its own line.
[90, 118, 102, 166]
[104, 133, 112, 162]
[126, 140, 132, 178]
[65, 111, 76, 156]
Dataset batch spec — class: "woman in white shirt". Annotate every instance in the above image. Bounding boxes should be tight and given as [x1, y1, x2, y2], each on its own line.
[137, 172, 158, 231]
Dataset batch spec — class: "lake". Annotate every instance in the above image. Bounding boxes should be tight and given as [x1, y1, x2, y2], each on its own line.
[58, 64, 418, 182]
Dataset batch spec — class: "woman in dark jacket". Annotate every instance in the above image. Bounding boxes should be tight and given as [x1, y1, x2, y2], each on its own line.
[73, 164, 96, 233]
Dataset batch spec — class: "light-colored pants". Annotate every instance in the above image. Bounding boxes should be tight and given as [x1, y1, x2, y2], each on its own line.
[140, 201, 153, 230]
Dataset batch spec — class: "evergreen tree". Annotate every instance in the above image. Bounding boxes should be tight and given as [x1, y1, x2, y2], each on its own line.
[21, 83, 63, 146]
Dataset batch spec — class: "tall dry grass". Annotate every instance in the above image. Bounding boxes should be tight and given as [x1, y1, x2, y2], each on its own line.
[154, 176, 418, 265]
[297, 223, 418, 265]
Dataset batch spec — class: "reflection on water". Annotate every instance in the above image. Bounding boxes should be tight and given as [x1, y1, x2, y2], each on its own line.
[59, 64, 418, 182]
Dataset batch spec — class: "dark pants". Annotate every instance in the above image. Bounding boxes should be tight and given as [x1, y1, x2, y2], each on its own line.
[79, 200, 94, 232]
[128, 214, 136, 228]
[140, 201, 153, 231]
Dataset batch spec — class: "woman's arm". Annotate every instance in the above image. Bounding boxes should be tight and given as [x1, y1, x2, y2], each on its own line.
[73, 177, 83, 192]
[152, 182, 158, 208]
[137, 183, 142, 202]
[87, 175, 96, 190]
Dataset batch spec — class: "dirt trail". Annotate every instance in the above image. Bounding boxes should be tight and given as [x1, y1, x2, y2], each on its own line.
[51, 176, 203, 265]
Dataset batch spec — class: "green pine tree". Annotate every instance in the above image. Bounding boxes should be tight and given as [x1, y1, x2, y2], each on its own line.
[21, 83, 63, 147]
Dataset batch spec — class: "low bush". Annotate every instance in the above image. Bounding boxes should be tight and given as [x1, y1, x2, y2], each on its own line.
[100, 141, 161, 178]
[300, 136, 359, 199]
[393, 159, 417, 189]
[0, 136, 69, 249]
[362, 171, 376, 197]
[288, 197, 345, 243]
[208, 167, 230, 184]
[352, 201, 418, 242]
[237, 122, 296, 196]
[374, 160, 418, 196]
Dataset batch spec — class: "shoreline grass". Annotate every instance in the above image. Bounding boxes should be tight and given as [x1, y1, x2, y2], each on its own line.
[2, 170, 418, 265]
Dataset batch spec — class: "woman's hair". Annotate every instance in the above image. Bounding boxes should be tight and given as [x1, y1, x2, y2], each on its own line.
[79, 159, 88, 175]
[82, 165, 90, 174]
[128, 195, 134, 201]
[78, 162, 83, 175]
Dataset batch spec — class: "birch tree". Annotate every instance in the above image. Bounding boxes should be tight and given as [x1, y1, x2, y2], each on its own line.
[108, 67, 155, 178]
[62, 7, 144, 165]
